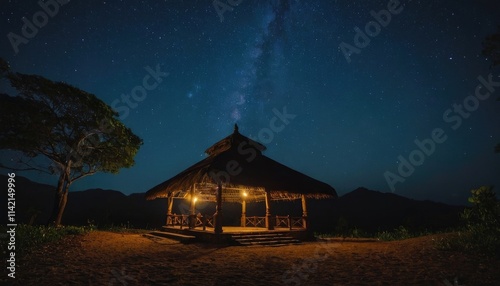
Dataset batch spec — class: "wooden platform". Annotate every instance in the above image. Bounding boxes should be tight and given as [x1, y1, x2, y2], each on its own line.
[178, 226, 298, 233]
[152, 226, 313, 245]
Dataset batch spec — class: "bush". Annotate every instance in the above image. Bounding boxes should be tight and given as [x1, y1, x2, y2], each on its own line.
[1, 224, 90, 257]
[317, 225, 430, 241]
[436, 227, 500, 255]
[376, 226, 417, 241]
[93, 221, 152, 233]
[437, 186, 500, 257]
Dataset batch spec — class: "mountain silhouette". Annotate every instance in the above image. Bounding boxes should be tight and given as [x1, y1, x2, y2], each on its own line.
[2, 175, 464, 233]
[312, 187, 464, 233]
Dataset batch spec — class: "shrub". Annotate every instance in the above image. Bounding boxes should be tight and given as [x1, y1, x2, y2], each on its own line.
[1, 224, 90, 257]
[376, 226, 415, 241]
[437, 186, 500, 257]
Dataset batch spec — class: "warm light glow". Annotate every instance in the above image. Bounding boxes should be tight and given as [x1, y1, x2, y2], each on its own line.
[242, 192, 248, 197]
[193, 196, 198, 203]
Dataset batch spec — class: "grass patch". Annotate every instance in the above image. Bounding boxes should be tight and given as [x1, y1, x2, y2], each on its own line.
[315, 227, 368, 239]
[1, 224, 91, 257]
[316, 225, 431, 241]
[90, 221, 154, 233]
[375, 226, 422, 241]
[100, 226, 151, 234]
[435, 226, 500, 257]
[435, 186, 500, 257]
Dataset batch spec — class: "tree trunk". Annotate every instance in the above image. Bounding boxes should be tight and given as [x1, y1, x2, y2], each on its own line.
[47, 162, 71, 226]
[47, 172, 66, 226]
[54, 185, 69, 226]
[48, 180, 70, 227]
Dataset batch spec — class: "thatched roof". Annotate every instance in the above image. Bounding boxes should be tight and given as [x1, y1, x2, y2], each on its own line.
[145, 125, 336, 202]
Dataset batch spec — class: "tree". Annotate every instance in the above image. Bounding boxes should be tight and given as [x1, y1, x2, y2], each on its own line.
[462, 186, 500, 229]
[459, 186, 500, 255]
[440, 186, 500, 256]
[482, 25, 500, 68]
[482, 26, 500, 153]
[0, 58, 143, 226]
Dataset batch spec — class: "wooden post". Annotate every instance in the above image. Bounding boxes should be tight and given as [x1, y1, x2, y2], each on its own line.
[241, 199, 246, 227]
[214, 183, 223, 234]
[265, 190, 274, 230]
[189, 186, 196, 229]
[166, 194, 174, 225]
[301, 194, 308, 229]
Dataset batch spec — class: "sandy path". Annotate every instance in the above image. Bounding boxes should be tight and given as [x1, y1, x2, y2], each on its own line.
[4, 231, 500, 285]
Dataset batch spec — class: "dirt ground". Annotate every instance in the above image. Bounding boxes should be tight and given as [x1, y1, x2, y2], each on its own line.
[4, 231, 500, 285]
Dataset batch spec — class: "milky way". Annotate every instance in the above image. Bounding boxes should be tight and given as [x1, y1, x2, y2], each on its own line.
[0, 0, 499, 205]
[225, 0, 292, 125]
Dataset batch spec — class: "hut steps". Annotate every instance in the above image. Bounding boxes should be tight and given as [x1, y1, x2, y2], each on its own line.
[232, 233, 301, 246]
[146, 230, 196, 243]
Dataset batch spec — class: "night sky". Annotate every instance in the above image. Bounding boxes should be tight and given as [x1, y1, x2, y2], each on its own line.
[1, 0, 499, 205]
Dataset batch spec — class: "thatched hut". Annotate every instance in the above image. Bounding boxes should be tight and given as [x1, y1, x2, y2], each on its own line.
[145, 124, 336, 234]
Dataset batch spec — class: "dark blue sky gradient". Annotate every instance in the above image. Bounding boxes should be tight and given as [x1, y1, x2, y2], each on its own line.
[1, 0, 499, 205]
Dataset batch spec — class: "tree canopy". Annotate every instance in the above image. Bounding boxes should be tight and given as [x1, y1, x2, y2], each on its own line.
[482, 27, 500, 153]
[0, 58, 143, 225]
[482, 25, 500, 68]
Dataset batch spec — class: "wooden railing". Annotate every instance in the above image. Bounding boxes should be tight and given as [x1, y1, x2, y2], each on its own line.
[196, 215, 214, 230]
[166, 214, 305, 230]
[166, 214, 189, 228]
[166, 214, 213, 230]
[243, 215, 305, 229]
[245, 216, 266, 227]
[290, 216, 305, 229]
[274, 215, 289, 228]
[274, 215, 305, 230]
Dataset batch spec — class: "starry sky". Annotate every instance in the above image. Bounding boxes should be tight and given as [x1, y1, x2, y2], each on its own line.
[1, 0, 499, 205]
